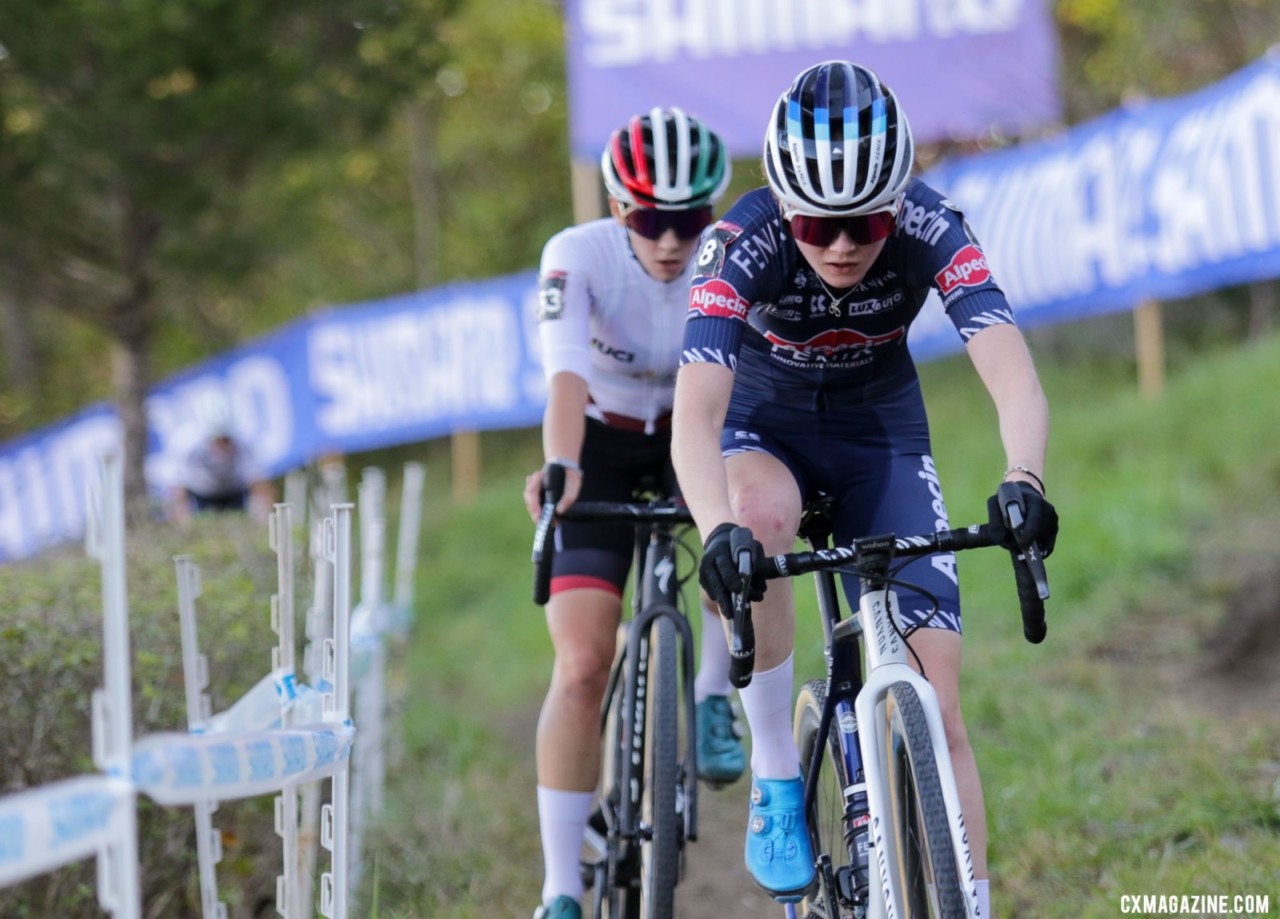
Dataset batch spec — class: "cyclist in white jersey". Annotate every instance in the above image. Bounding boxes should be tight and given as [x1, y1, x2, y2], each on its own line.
[521, 107, 742, 919]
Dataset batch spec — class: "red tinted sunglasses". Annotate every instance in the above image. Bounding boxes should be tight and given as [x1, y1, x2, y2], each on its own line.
[622, 205, 715, 241]
[787, 209, 897, 247]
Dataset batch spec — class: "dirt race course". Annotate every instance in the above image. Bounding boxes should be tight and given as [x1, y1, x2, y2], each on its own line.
[676, 776, 782, 919]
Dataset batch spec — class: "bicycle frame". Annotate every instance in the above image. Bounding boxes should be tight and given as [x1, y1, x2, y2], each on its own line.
[537, 495, 700, 917]
[799, 530, 979, 919]
[726, 484, 1047, 919]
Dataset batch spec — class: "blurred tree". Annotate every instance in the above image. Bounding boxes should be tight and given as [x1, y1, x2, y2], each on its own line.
[2, 0, 1277, 488]
[1055, 0, 1280, 118]
[0, 0, 458, 505]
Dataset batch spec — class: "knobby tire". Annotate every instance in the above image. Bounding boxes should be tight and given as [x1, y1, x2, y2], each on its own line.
[794, 680, 856, 919]
[639, 614, 680, 919]
[882, 681, 967, 919]
[601, 627, 635, 919]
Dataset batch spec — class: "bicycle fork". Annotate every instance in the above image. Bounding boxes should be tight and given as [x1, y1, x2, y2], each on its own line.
[808, 616, 875, 918]
[617, 601, 700, 848]
[853, 587, 980, 919]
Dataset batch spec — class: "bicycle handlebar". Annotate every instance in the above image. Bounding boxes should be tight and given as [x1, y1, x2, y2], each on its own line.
[530, 462, 695, 606]
[727, 496, 1052, 683]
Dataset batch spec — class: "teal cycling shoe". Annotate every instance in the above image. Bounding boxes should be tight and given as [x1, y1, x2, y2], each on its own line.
[532, 895, 581, 919]
[744, 775, 815, 902]
[696, 694, 747, 785]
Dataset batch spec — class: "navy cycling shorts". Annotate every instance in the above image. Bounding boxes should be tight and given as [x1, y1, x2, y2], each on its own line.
[721, 376, 963, 633]
[550, 418, 678, 598]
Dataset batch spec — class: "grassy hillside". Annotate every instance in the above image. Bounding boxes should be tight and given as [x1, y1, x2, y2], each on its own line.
[369, 329, 1280, 918]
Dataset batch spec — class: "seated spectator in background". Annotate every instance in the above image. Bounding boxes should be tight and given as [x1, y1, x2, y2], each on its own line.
[169, 403, 274, 523]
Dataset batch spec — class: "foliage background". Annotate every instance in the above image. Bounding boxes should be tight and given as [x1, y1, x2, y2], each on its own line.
[2, 0, 1278, 449]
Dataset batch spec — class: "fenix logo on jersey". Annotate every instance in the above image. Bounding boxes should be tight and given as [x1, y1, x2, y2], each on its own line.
[934, 245, 991, 297]
[689, 279, 750, 320]
[764, 325, 904, 357]
[538, 271, 568, 320]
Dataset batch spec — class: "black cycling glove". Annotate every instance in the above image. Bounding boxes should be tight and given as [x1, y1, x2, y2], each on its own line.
[987, 481, 1059, 557]
[699, 522, 766, 618]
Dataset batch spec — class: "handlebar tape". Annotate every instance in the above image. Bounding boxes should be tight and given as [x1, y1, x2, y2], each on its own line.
[996, 481, 1049, 643]
[727, 526, 757, 689]
[531, 463, 567, 606]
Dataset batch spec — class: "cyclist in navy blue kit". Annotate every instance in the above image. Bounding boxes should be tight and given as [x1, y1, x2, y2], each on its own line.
[671, 61, 1059, 916]
[522, 107, 746, 919]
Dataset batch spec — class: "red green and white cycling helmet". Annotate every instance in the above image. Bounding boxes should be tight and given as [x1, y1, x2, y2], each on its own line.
[764, 61, 914, 217]
[601, 107, 732, 211]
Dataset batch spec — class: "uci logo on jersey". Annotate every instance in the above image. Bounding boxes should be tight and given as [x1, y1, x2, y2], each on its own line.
[538, 271, 568, 320]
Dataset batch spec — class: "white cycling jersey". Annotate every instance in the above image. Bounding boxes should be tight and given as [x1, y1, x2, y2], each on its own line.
[536, 218, 696, 433]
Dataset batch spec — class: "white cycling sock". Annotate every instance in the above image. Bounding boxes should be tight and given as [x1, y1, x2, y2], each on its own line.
[738, 653, 800, 779]
[977, 878, 990, 918]
[537, 786, 593, 905]
[693, 601, 733, 703]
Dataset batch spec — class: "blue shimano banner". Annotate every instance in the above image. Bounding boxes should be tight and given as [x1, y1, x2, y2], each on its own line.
[563, 0, 1062, 158]
[0, 273, 545, 562]
[3, 54, 1279, 562]
[907, 50, 1280, 361]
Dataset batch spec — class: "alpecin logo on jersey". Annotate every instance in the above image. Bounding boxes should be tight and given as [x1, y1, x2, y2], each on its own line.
[538, 271, 568, 320]
[689, 279, 750, 320]
[934, 245, 991, 297]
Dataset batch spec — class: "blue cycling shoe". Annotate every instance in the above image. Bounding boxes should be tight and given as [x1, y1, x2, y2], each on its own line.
[696, 694, 746, 785]
[532, 895, 581, 919]
[744, 775, 815, 902]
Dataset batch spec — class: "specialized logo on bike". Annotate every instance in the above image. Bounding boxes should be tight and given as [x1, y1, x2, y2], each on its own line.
[655, 555, 675, 597]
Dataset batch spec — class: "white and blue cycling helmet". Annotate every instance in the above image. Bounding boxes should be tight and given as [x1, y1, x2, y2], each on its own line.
[764, 61, 915, 216]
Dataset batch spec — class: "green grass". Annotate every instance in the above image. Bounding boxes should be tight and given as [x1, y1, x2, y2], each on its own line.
[366, 333, 1280, 918]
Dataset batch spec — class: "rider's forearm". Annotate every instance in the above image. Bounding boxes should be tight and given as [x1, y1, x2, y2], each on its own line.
[542, 371, 590, 464]
[966, 324, 1049, 482]
[671, 362, 737, 539]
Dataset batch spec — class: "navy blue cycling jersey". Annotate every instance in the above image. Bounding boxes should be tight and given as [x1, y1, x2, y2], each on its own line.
[679, 178, 1018, 633]
[680, 178, 1015, 400]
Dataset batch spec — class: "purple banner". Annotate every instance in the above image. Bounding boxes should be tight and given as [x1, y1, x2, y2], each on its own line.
[565, 0, 1062, 158]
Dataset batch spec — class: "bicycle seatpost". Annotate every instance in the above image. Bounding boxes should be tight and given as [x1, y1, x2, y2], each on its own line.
[727, 526, 757, 689]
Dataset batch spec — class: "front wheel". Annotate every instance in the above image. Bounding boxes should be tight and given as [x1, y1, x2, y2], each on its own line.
[881, 681, 968, 919]
[638, 614, 681, 918]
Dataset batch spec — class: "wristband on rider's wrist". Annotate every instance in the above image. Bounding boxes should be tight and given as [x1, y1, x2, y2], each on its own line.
[1002, 465, 1045, 495]
[547, 456, 583, 476]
